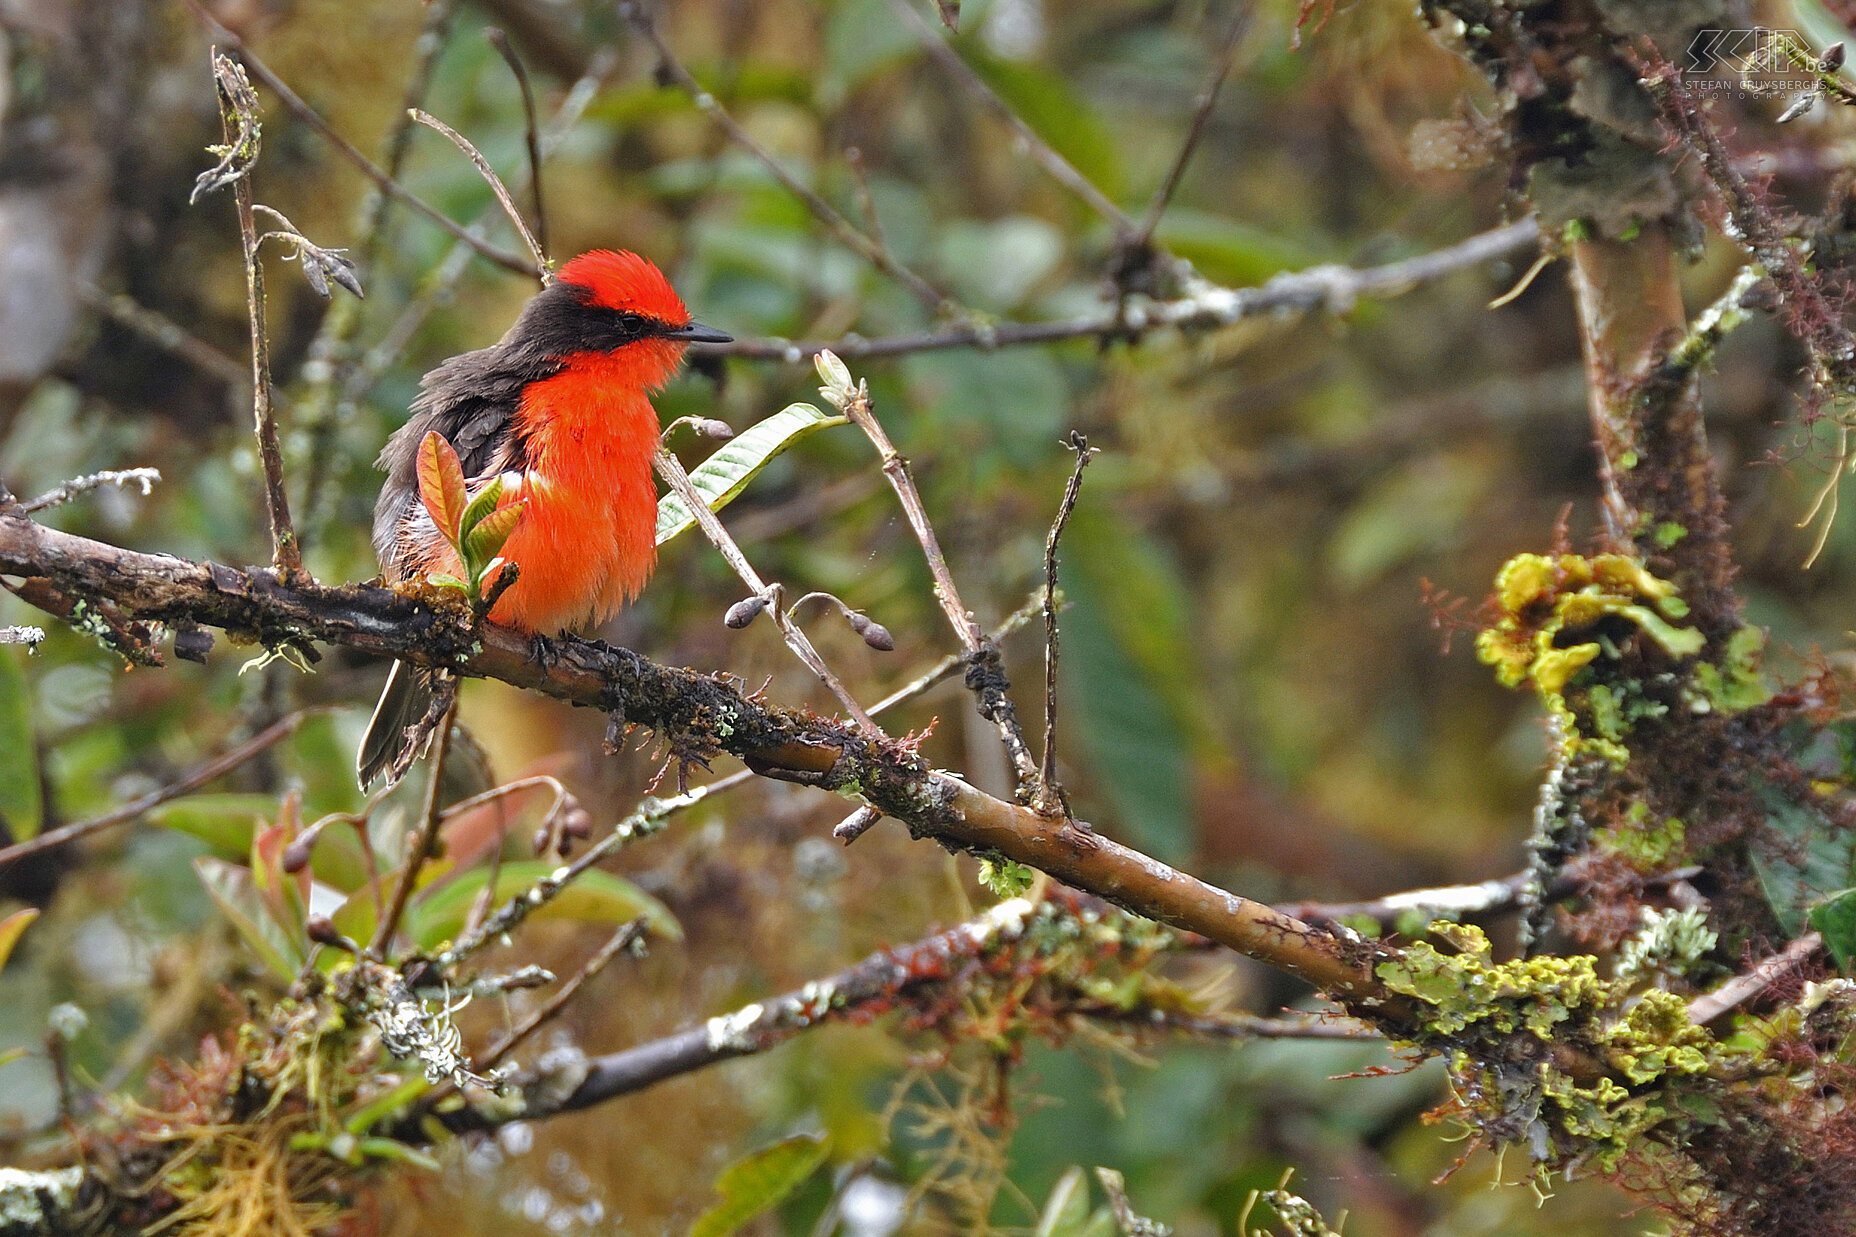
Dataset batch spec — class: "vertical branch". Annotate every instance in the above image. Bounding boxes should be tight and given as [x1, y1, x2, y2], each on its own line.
[1039, 432, 1094, 816]
[211, 55, 302, 575]
[1565, 224, 1736, 632]
[818, 354, 1041, 787]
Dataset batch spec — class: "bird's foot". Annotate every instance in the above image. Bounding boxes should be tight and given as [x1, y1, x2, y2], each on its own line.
[528, 631, 561, 671]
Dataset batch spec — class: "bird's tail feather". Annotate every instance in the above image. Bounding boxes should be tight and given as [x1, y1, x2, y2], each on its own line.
[357, 660, 434, 789]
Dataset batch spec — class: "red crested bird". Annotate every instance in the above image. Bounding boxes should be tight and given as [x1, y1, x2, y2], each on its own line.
[357, 249, 730, 788]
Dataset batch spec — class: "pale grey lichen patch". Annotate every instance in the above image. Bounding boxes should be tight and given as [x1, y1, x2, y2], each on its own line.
[706, 1002, 767, 1052]
[0, 1165, 85, 1231]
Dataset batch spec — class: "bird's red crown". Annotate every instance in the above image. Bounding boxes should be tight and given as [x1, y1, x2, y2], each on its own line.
[557, 249, 691, 326]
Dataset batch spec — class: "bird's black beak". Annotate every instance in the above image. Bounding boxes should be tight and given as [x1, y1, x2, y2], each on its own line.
[663, 321, 733, 344]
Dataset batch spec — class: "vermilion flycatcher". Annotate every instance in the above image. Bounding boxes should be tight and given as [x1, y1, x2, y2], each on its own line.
[357, 249, 730, 787]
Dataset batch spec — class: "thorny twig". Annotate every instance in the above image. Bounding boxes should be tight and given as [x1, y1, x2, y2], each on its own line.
[1039, 432, 1095, 816]
[484, 27, 550, 260]
[411, 108, 551, 284]
[369, 691, 460, 957]
[0, 710, 323, 870]
[181, 0, 534, 277]
[709, 218, 1542, 361]
[204, 53, 302, 575]
[620, 0, 957, 316]
[20, 469, 161, 514]
[816, 353, 1038, 782]
[655, 446, 880, 732]
[475, 918, 647, 1071]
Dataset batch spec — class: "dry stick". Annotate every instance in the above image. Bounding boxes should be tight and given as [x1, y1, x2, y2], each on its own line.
[1127, 4, 1252, 255]
[411, 109, 551, 284]
[1686, 931, 1824, 1026]
[484, 28, 549, 260]
[1038, 432, 1094, 814]
[212, 55, 302, 576]
[368, 692, 460, 958]
[476, 918, 646, 1071]
[619, 0, 956, 316]
[338, 55, 615, 414]
[77, 285, 252, 390]
[181, 0, 533, 278]
[0, 710, 320, 870]
[827, 369, 1039, 783]
[709, 217, 1544, 361]
[887, 0, 1134, 234]
[654, 447, 879, 732]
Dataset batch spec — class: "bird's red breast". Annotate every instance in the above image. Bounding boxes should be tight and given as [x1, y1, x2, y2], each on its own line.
[378, 248, 723, 635]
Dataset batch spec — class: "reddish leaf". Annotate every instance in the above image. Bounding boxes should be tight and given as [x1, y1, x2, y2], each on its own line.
[416, 431, 468, 542]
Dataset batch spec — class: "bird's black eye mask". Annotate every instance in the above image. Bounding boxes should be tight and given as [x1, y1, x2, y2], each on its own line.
[513, 279, 731, 359]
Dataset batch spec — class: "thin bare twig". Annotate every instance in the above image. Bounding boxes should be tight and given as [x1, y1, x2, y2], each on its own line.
[887, 0, 1134, 234]
[369, 691, 460, 958]
[655, 447, 879, 732]
[817, 355, 1038, 783]
[620, 0, 957, 315]
[476, 919, 647, 1071]
[77, 285, 252, 390]
[707, 218, 1543, 361]
[181, 0, 534, 277]
[1039, 432, 1095, 815]
[1127, 4, 1251, 255]
[207, 53, 302, 575]
[20, 469, 161, 514]
[411, 109, 551, 284]
[0, 710, 321, 870]
[484, 28, 549, 260]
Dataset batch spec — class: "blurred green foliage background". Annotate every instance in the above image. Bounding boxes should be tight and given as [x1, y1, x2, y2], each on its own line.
[0, 0, 1842, 1232]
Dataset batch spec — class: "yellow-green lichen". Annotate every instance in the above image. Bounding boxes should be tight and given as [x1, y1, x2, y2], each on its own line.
[1477, 554, 1704, 759]
[1598, 803, 1685, 868]
[1383, 922, 1736, 1178]
[1690, 625, 1770, 713]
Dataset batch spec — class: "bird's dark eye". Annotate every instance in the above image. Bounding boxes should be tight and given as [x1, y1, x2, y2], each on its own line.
[616, 312, 646, 334]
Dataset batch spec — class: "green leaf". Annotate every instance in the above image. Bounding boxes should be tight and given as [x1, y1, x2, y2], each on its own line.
[656, 404, 846, 546]
[0, 907, 38, 972]
[1035, 1167, 1091, 1237]
[405, 860, 682, 951]
[415, 430, 468, 544]
[1751, 788, 1856, 936]
[147, 794, 278, 859]
[0, 649, 41, 840]
[194, 856, 305, 981]
[1058, 507, 1203, 863]
[1809, 889, 1856, 970]
[689, 1134, 831, 1237]
[458, 474, 504, 539]
[463, 502, 524, 573]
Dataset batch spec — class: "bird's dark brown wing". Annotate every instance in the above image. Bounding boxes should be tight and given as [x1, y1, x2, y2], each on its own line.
[371, 342, 563, 575]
